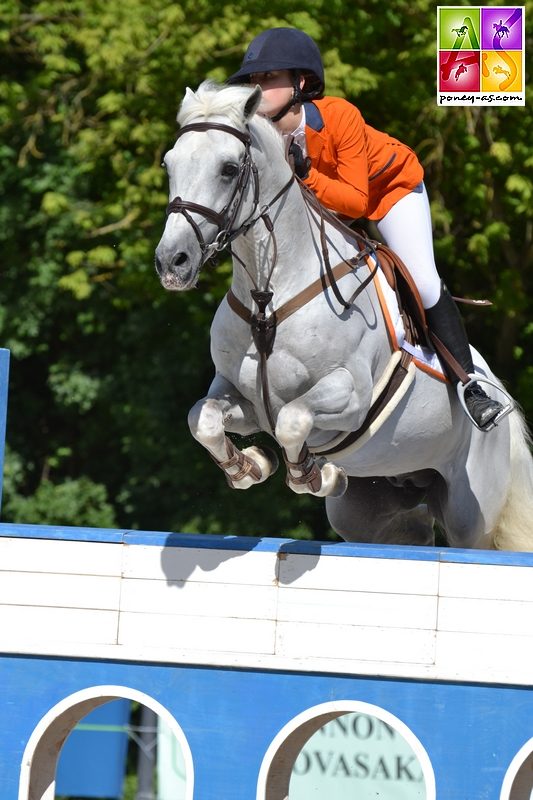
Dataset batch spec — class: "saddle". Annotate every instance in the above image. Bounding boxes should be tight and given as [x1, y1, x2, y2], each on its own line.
[369, 237, 477, 385]
[366, 238, 429, 351]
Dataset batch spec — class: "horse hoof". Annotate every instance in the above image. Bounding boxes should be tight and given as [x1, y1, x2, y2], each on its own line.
[321, 463, 348, 498]
[258, 446, 280, 476]
[242, 446, 278, 483]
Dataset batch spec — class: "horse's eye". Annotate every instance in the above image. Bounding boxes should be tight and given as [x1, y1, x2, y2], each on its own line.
[221, 162, 239, 178]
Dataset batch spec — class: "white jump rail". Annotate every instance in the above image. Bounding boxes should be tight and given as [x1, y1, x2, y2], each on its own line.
[1, 523, 533, 686]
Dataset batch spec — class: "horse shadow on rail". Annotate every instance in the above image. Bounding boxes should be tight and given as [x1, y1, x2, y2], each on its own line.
[158, 533, 324, 588]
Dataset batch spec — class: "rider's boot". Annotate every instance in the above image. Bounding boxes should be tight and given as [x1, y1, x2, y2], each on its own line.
[425, 283, 504, 430]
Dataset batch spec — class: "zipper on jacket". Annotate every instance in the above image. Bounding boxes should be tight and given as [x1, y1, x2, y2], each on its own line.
[369, 153, 396, 181]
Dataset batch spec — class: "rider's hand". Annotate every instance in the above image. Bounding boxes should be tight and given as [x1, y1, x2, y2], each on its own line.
[288, 142, 311, 180]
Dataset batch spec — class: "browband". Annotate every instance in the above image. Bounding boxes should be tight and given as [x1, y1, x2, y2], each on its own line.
[176, 122, 251, 145]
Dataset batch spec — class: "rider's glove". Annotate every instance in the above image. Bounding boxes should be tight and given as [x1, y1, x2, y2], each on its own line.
[288, 141, 311, 180]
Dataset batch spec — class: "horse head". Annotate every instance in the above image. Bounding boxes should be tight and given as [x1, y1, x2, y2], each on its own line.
[155, 81, 290, 291]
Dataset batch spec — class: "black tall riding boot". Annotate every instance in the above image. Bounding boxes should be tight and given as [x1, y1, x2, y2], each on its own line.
[425, 283, 504, 429]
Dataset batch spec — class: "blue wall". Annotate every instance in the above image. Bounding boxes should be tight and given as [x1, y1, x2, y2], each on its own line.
[1, 654, 532, 800]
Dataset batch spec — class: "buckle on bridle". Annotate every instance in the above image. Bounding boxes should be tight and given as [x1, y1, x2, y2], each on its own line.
[202, 230, 231, 263]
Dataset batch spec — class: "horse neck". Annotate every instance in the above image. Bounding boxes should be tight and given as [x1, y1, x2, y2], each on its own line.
[230, 179, 350, 306]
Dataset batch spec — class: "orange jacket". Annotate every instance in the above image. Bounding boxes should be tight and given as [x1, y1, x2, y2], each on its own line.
[303, 96, 424, 221]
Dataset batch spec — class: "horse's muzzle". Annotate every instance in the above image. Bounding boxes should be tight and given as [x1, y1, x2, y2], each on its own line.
[154, 250, 198, 291]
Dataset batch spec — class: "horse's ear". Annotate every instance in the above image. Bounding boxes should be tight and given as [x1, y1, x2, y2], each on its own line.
[243, 85, 262, 121]
[178, 86, 196, 120]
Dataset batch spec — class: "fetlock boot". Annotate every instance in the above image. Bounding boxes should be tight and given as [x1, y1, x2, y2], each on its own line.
[425, 283, 504, 430]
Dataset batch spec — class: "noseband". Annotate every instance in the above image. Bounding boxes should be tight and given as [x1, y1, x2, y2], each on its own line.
[166, 122, 295, 265]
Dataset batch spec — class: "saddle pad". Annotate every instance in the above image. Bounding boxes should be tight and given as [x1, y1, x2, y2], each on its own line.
[375, 268, 446, 381]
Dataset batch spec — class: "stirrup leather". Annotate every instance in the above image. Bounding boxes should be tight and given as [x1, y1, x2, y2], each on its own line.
[456, 375, 514, 432]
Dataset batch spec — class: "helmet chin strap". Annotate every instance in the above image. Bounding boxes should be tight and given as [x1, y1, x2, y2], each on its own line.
[269, 84, 303, 123]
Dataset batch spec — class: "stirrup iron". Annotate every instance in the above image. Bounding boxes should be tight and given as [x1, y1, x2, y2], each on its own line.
[456, 375, 514, 432]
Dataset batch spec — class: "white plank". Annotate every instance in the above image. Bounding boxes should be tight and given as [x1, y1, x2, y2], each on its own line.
[439, 562, 533, 602]
[0, 571, 121, 610]
[438, 597, 533, 636]
[123, 544, 278, 585]
[276, 620, 435, 664]
[0, 639, 440, 682]
[120, 578, 277, 619]
[277, 587, 438, 629]
[0, 537, 122, 576]
[1, 626, 531, 685]
[435, 630, 533, 678]
[278, 553, 439, 595]
[0, 604, 118, 645]
[118, 611, 276, 654]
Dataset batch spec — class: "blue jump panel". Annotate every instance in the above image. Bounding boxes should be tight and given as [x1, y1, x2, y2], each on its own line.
[1, 653, 532, 800]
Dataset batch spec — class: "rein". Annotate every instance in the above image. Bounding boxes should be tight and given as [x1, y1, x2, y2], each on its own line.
[297, 180, 380, 307]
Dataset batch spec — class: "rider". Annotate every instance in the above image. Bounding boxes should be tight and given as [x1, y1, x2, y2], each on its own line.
[227, 26, 505, 430]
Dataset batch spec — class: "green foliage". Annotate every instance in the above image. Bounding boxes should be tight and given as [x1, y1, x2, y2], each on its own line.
[0, 0, 531, 536]
[3, 445, 116, 527]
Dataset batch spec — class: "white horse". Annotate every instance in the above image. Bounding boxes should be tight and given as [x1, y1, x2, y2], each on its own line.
[155, 81, 533, 551]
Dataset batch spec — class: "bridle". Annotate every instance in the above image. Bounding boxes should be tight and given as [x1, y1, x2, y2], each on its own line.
[166, 121, 294, 269]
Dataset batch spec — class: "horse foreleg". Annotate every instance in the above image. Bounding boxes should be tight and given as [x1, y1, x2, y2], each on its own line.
[275, 367, 368, 498]
[188, 375, 278, 490]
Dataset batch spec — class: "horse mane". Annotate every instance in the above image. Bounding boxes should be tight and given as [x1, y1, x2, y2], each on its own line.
[177, 81, 286, 157]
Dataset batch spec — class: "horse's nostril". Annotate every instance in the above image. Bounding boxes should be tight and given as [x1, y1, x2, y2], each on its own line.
[173, 252, 188, 268]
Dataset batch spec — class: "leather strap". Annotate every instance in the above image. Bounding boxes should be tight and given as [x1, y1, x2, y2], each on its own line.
[428, 333, 471, 385]
[321, 349, 413, 457]
[284, 443, 323, 493]
[211, 437, 263, 487]
[176, 122, 251, 145]
[226, 258, 359, 326]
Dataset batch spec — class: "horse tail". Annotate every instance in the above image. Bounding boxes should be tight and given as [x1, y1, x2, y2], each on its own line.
[491, 404, 533, 551]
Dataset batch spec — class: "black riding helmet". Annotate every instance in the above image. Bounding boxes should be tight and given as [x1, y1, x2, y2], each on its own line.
[227, 28, 325, 121]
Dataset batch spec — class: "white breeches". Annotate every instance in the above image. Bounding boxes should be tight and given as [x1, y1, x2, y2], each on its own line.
[376, 182, 442, 309]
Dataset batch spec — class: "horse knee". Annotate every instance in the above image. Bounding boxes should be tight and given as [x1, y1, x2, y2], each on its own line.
[275, 403, 313, 453]
[188, 399, 224, 445]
